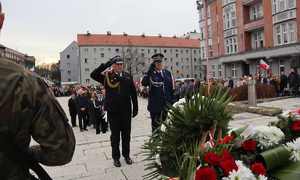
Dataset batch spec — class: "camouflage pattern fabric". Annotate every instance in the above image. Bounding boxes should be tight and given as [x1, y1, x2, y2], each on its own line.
[0, 58, 75, 180]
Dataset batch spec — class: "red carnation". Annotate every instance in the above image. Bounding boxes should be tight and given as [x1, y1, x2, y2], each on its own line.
[251, 162, 266, 176]
[195, 167, 217, 180]
[242, 139, 257, 152]
[204, 152, 221, 166]
[220, 149, 234, 161]
[219, 159, 238, 176]
[223, 135, 234, 144]
[291, 121, 300, 132]
[219, 135, 235, 144]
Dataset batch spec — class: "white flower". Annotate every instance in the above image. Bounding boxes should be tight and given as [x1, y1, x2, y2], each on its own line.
[222, 161, 256, 180]
[172, 98, 186, 108]
[155, 154, 161, 166]
[257, 175, 268, 180]
[285, 138, 300, 162]
[250, 126, 285, 150]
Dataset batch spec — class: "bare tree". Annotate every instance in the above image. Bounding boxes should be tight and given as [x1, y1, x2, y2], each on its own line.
[122, 40, 147, 80]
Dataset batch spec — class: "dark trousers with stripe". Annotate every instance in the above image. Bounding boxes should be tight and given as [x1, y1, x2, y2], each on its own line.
[107, 111, 131, 160]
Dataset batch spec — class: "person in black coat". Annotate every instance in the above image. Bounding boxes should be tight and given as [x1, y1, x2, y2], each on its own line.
[228, 78, 234, 89]
[90, 55, 138, 167]
[288, 68, 299, 96]
[68, 92, 78, 127]
[76, 88, 90, 131]
[280, 71, 288, 96]
[141, 53, 174, 133]
[91, 90, 107, 134]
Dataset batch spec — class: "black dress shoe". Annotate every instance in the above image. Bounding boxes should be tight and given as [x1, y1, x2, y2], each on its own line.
[113, 159, 121, 167]
[124, 157, 133, 165]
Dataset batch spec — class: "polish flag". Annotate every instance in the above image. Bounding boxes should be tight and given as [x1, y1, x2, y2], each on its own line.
[259, 59, 269, 70]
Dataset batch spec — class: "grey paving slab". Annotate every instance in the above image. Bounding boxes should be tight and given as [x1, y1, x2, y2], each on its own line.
[36, 97, 300, 179]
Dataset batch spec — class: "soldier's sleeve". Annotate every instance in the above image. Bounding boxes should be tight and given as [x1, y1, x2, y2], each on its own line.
[130, 76, 138, 111]
[29, 78, 75, 166]
[90, 63, 110, 84]
[141, 74, 150, 87]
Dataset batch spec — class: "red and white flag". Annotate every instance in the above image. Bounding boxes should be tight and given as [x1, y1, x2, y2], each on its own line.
[259, 59, 269, 70]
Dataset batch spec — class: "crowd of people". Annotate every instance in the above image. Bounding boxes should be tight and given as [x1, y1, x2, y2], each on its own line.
[67, 86, 108, 134]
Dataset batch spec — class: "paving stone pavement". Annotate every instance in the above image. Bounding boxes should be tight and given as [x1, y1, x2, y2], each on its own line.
[41, 97, 300, 180]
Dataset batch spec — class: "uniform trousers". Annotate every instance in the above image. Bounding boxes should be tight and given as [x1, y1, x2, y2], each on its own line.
[107, 111, 131, 160]
[78, 111, 88, 130]
[150, 110, 167, 132]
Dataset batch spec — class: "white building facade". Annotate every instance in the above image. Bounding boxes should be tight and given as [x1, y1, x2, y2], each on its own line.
[61, 33, 201, 86]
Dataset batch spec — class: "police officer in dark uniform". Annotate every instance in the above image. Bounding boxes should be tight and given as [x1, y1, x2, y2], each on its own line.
[90, 55, 138, 167]
[141, 53, 174, 132]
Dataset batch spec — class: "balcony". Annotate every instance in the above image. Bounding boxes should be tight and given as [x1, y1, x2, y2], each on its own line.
[244, 18, 264, 32]
[243, 0, 261, 6]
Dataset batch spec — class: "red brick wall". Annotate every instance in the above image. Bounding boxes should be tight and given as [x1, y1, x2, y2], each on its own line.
[236, 0, 245, 53]
[217, 0, 225, 56]
[263, 0, 274, 48]
[207, 0, 224, 58]
[297, 0, 300, 41]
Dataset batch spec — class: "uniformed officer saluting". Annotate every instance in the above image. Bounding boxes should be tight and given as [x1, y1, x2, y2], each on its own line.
[141, 53, 174, 132]
[90, 55, 138, 167]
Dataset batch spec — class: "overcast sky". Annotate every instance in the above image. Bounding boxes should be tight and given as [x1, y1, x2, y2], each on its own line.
[0, 0, 199, 64]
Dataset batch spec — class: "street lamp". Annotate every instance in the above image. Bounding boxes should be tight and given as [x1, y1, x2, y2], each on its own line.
[196, 0, 209, 82]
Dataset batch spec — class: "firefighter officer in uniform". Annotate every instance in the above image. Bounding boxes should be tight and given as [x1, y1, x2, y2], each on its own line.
[90, 55, 138, 167]
[141, 53, 175, 132]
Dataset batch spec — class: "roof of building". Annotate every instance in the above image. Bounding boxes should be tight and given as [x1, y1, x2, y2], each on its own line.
[77, 33, 200, 48]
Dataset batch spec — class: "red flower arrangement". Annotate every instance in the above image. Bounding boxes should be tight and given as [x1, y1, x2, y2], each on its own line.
[195, 167, 217, 180]
[219, 159, 238, 176]
[291, 121, 300, 133]
[220, 149, 234, 161]
[204, 152, 221, 166]
[242, 139, 257, 152]
[219, 135, 235, 144]
[251, 162, 266, 176]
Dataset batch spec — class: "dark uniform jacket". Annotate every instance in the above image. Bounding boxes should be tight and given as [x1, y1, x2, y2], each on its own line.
[90, 63, 138, 115]
[141, 69, 174, 113]
[0, 59, 75, 180]
[68, 96, 77, 115]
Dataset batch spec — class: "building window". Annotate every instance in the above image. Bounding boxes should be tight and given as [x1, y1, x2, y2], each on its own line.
[67, 70, 71, 75]
[251, 30, 264, 49]
[218, 65, 222, 77]
[224, 36, 238, 54]
[68, 78, 71, 82]
[176, 53, 179, 58]
[108, 48, 111, 51]
[249, 3, 263, 21]
[141, 53, 145, 57]
[115, 48, 119, 53]
[94, 48, 97, 53]
[84, 58, 88, 63]
[274, 21, 297, 46]
[101, 53, 104, 58]
[164, 49, 167, 53]
[154, 49, 157, 53]
[66, 54, 70, 59]
[231, 63, 237, 78]
[272, 0, 296, 14]
[86, 79, 90, 84]
[85, 68, 89, 72]
[223, 3, 236, 30]
[84, 48, 88, 52]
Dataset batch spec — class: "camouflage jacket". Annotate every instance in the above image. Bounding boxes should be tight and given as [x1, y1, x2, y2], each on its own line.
[0, 59, 75, 180]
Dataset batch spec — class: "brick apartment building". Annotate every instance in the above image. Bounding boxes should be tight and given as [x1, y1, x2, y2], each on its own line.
[197, 0, 300, 80]
[60, 33, 201, 85]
